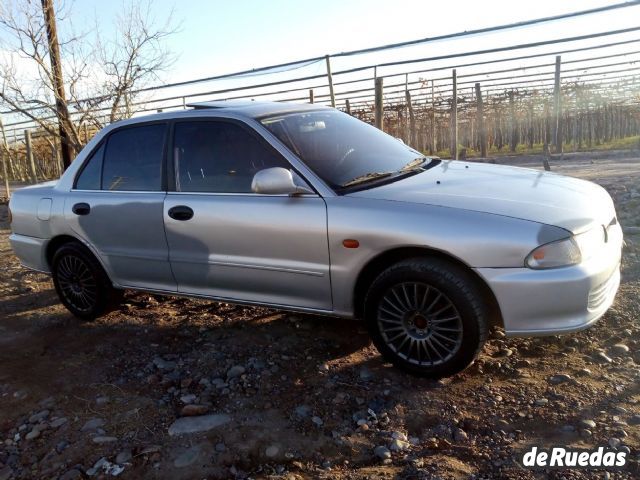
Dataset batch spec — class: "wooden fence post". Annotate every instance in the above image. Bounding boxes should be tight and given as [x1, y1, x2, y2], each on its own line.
[405, 89, 416, 147]
[509, 91, 517, 152]
[430, 80, 436, 154]
[553, 55, 563, 155]
[345, 99, 351, 115]
[325, 55, 336, 108]
[450, 69, 458, 160]
[309, 89, 314, 104]
[475, 83, 487, 158]
[0, 117, 11, 199]
[375, 77, 384, 131]
[25, 130, 38, 183]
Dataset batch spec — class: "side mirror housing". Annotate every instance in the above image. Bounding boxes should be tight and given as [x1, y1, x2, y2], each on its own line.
[251, 167, 313, 195]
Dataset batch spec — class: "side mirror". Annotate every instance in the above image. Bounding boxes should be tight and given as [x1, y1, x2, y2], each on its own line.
[251, 167, 314, 195]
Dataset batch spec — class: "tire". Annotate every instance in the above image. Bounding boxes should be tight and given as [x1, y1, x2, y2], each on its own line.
[363, 257, 488, 378]
[51, 241, 120, 320]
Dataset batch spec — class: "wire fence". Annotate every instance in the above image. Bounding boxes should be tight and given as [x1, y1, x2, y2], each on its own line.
[1, 2, 640, 190]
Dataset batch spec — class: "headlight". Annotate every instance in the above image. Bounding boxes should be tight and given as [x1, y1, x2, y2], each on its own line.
[573, 226, 605, 262]
[525, 237, 581, 269]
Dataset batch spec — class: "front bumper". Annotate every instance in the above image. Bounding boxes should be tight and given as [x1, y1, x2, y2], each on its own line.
[475, 224, 622, 336]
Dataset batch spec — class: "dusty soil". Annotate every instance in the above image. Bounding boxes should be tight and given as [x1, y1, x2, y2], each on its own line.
[1, 152, 639, 479]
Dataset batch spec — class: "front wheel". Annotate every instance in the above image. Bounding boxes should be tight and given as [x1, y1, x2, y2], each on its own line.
[364, 257, 488, 378]
[51, 242, 120, 320]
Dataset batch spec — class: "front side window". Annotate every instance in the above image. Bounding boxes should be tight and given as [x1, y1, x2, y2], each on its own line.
[173, 121, 289, 193]
[101, 124, 166, 191]
[261, 110, 435, 191]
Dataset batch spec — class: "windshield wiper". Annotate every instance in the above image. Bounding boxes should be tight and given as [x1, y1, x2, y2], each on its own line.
[400, 156, 429, 171]
[341, 171, 393, 187]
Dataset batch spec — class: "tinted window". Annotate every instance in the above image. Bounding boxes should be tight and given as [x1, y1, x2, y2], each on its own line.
[75, 143, 104, 190]
[102, 124, 166, 191]
[174, 121, 289, 193]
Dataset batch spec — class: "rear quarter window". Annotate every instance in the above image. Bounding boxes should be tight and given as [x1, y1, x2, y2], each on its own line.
[75, 143, 105, 190]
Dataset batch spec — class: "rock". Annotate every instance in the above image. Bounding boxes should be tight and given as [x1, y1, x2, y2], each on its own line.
[628, 415, 640, 425]
[265, 445, 279, 458]
[579, 419, 597, 429]
[453, 427, 468, 442]
[92, 436, 117, 444]
[116, 449, 132, 464]
[294, 405, 311, 419]
[548, 374, 572, 385]
[81, 418, 105, 431]
[535, 398, 549, 406]
[226, 365, 245, 379]
[25, 428, 40, 440]
[29, 410, 50, 423]
[359, 367, 373, 381]
[153, 357, 176, 371]
[390, 438, 410, 451]
[56, 440, 69, 453]
[168, 414, 231, 436]
[311, 416, 323, 427]
[215, 442, 226, 452]
[50, 417, 68, 429]
[180, 404, 209, 416]
[610, 344, 630, 357]
[180, 394, 197, 404]
[593, 351, 613, 364]
[319, 363, 329, 373]
[374, 445, 391, 460]
[608, 438, 621, 449]
[173, 446, 200, 468]
[577, 368, 592, 377]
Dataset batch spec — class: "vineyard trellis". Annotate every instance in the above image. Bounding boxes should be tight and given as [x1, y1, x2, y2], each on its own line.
[1, 3, 640, 196]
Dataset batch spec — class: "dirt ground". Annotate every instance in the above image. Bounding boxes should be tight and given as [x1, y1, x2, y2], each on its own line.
[1, 151, 639, 480]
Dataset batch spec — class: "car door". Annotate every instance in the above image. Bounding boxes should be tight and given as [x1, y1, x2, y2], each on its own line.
[65, 122, 176, 291]
[163, 118, 332, 311]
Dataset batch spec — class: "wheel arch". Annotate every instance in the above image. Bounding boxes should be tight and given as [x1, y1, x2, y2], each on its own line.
[353, 246, 503, 329]
[45, 234, 83, 268]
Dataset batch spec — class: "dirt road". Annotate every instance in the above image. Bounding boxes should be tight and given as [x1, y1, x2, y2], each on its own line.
[1, 153, 639, 479]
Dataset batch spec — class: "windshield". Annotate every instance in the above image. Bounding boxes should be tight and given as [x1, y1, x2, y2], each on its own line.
[260, 110, 432, 190]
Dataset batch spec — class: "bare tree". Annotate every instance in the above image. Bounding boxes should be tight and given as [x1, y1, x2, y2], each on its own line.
[0, 0, 176, 158]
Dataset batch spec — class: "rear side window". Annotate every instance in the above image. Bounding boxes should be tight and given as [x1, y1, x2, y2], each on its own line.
[75, 143, 104, 190]
[102, 124, 166, 191]
[173, 121, 289, 193]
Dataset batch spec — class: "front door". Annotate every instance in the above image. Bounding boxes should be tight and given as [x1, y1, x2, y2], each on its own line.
[163, 119, 332, 310]
[65, 122, 176, 291]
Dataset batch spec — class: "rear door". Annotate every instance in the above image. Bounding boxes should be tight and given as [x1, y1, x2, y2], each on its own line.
[65, 122, 176, 291]
[163, 118, 332, 310]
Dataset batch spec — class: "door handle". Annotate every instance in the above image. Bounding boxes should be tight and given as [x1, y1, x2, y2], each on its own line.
[168, 205, 194, 221]
[72, 202, 91, 216]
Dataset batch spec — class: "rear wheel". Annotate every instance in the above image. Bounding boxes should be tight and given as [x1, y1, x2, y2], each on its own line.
[364, 257, 488, 378]
[51, 241, 120, 320]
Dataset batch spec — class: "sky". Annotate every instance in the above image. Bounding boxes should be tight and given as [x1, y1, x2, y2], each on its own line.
[2, 0, 640, 123]
[65, 0, 640, 80]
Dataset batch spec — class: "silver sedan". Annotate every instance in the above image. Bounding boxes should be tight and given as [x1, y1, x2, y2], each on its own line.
[8, 101, 623, 377]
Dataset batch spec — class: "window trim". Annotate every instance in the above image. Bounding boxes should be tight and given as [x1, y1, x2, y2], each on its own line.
[167, 116, 318, 196]
[72, 120, 169, 193]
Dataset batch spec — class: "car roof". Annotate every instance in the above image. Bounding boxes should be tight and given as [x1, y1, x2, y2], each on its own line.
[114, 100, 332, 127]
[187, 100, 331, 118]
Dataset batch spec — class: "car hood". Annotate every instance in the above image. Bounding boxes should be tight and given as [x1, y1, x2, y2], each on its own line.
[346, 160, 615, 233]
